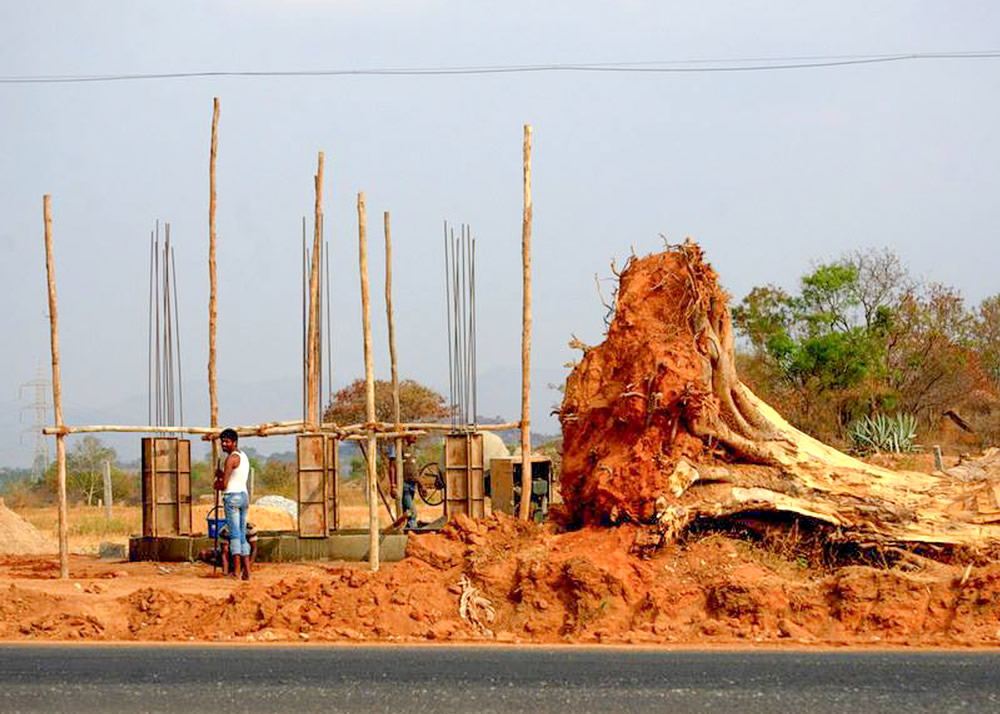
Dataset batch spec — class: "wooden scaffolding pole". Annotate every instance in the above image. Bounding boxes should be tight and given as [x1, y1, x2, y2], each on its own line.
[358, 192, 380, 571]
[43, 195, 69, 578]
[385, 211, 403, 515]
[519, 124, 534, 520]
[208, 97, 220, 466]
[307, 152, 325, 428]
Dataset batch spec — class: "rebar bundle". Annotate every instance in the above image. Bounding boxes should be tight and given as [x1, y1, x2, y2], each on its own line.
[302, 216, 333, 421]
[444, 221, 477, 427]
[147, 221, 184, 429]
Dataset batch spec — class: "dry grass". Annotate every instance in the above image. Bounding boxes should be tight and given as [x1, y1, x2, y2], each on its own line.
[10, 481, 444, 554]
[18, 504, 141, 554]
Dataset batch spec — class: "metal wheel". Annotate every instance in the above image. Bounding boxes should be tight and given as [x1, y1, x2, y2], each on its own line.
[416, 462, 445, 506]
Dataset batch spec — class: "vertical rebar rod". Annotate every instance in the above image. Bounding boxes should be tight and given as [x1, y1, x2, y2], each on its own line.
[167, 232, 174, 425]
[450, 231, 457, 424]
[164, 225, 173, 425]
[460, 226, 466, 423]
[302, 219, 307, 423]
[460, 226, 469, 424]
[154, 222, 161, 429]
[457, 229, 464, 423]
[465, 226, 473, 424]
[318, 228, 323, 418]
[457, 227, 464, 423]
[444, 222, 454, 427]
[148, 232, 154, 428]
[325, 237, 332, 403]
[451, 230, 462, 424]
[171, 244, 184, 426]
[471, 235, 478, 427]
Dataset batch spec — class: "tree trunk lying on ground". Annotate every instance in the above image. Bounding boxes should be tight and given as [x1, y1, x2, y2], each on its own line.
[559, 240, 1000, 547]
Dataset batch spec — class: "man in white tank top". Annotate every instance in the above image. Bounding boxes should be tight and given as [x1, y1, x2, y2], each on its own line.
[214, 428, 251, 580]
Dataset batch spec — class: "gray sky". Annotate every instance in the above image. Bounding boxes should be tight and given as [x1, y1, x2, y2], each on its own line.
[2, 1, 999, 467]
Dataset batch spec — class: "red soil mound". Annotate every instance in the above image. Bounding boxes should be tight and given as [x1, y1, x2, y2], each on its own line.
[560, 245, 716, 525]
[3, 513, 1000, 645]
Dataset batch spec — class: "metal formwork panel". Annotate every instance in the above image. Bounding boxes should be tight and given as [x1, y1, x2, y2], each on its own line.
[141, 437, 192, 537]
[177, 440, 192, 534]
[444, 432, 485, 519]
[489, 457, 516, 516]
[297, 434, 338, 537]
[326, 436, 340, 532]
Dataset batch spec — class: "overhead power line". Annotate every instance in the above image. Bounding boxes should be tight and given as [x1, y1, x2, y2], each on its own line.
[2, 50, 999, 84]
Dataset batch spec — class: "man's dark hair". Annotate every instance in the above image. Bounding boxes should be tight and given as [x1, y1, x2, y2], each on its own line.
[220, 428, 238, 442]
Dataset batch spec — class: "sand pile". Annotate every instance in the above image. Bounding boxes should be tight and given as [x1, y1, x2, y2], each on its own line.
[191, 503, 296, 533]
[0, 499, 56, 556]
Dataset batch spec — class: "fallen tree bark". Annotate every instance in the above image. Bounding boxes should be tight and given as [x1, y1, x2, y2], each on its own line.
[559, 241, 1000, 547]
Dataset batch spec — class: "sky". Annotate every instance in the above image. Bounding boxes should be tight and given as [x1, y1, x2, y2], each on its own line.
[1, 1, 998, 467]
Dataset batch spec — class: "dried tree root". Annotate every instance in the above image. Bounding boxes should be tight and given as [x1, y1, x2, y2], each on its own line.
[559, 241, 1000, 549]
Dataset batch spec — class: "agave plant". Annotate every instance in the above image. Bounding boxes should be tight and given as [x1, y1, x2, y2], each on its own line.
[848, 413, 918, 454]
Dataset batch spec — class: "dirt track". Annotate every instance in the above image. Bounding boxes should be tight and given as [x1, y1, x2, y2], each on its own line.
[3, 512, 1000, 646]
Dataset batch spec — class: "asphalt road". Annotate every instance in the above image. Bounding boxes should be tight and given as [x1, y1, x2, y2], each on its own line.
[1, 645, 999, 713]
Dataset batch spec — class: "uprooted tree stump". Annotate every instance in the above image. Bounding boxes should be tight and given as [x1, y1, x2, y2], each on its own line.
[559, 240, 1000, 547]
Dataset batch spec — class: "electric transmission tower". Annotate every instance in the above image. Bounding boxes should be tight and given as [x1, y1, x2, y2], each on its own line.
[20, 364, 51, 482]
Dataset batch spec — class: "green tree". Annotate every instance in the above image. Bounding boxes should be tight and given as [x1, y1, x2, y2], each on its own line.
[323, 378, 449, 491]
[734, 248, 999, 442]
[43, 436, 134, 505]
[733, 258, 886, 431]
[323, 378, 449, 425]
[974, 294, 1000, 389]
[885, 283, 978, 420]
[256, 459, 296, 499]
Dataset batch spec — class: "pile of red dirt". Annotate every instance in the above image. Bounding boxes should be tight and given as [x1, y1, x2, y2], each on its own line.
[559, 245, 720, 525]
[2, 512, 1000, 645]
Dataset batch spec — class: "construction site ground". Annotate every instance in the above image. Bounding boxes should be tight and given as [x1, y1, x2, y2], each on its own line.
[3, 451, 1000, 647]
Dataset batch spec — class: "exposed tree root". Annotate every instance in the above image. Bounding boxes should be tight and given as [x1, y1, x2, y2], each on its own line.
[559, 241, 1000, 549]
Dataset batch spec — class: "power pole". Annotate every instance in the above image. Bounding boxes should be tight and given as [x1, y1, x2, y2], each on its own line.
[20, 364, 51, 481]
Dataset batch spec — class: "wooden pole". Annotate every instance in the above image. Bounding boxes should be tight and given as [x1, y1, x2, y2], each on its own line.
[103, 459, 113, 522]
[43, 195, 69, 578]
[519, 124, 534, 520]
[208, 97, 220, 467]
[358, 192, 379, 571]
[42, 420, 520, 438]
[385, 211, 403, 516]
[307, 152, 325, 428]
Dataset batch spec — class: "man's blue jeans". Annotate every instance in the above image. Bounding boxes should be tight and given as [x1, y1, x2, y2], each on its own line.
[402, 481, 417, 530]
[223, 491, 250, 556]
